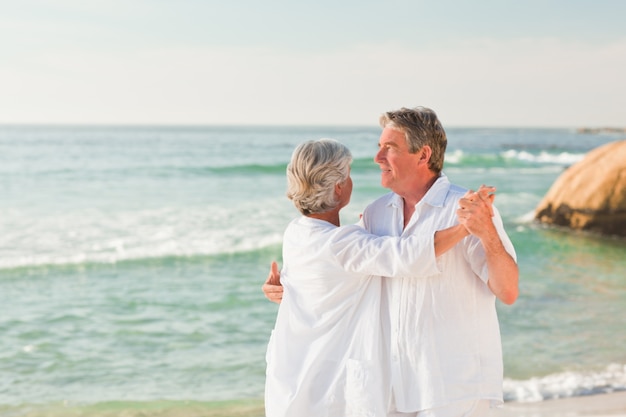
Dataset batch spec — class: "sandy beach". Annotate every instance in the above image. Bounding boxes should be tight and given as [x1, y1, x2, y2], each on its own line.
[192, 392, 626, 417]
[3, 393, 625, 417]
[488, 392, 626, 417]
[163, 392, 626, 417]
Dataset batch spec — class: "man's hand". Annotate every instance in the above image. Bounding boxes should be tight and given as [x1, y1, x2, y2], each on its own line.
[457, 185, 519, 304]
[457, 185, 496, 239]
[262, 261, 283, 304]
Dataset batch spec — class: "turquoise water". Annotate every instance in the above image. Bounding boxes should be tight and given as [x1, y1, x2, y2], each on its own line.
[1, 125, 625, 415]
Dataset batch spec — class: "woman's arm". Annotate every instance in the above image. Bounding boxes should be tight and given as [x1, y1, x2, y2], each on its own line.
[433, 224, 469, 256]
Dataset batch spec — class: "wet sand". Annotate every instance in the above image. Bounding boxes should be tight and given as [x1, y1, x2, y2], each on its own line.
[488, 391, 626, 417]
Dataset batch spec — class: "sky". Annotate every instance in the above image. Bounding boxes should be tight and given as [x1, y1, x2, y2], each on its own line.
[1, 0, 625, 127]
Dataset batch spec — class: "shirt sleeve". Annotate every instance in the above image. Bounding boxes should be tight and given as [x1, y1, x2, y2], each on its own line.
[465, 205, 517, 283]
[329, 225, 440, 278]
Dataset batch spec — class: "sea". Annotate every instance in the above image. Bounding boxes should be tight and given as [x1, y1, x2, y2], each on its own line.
[1, 124, 625, 417]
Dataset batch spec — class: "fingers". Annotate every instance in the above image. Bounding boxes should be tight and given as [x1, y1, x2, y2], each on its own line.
[458, 185, 496, 219]
[263, 261, 283, 304]
[265, 261, 281, 286]
[478, 184, 495, 192]
[476, 185, 495, 201]
[474, 185, 496, 217]
[262, 283, 283, 303]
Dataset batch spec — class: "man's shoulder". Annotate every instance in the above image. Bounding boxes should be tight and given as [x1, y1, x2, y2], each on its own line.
[428, 177, 468, 208]
[447, 182, 468, 199]
[364, 192, 397, 211]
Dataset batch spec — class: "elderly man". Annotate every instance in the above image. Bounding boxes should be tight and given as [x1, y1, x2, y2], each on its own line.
[264, 106, 518, 417]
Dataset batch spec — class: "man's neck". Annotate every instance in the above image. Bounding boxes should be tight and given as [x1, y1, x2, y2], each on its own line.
[400, 173, 438, 204]
[399, 173, 439, 228]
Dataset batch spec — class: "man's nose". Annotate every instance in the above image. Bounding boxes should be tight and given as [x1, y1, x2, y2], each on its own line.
[374, 148, 384, 163]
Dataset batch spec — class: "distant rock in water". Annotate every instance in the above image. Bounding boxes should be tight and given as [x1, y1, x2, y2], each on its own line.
[576, 127, 626, 134]
[535, 140, 626, 237]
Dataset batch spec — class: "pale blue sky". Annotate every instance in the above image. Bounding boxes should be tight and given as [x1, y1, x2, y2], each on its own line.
[1, 0, 625, 126]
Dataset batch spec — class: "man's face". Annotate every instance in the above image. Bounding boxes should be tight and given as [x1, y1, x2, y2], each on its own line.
[374, 127, 421, 192]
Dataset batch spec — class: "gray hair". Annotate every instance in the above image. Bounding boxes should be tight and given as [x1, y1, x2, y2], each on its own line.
[286, 139, 352, 215]
[379, 106, 447, 174]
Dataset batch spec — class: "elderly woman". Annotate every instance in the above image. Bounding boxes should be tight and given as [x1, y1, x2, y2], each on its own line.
[264, 139, 472, 417]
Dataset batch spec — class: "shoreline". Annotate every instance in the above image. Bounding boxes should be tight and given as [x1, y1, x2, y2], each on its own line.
[1, 392, 625, 416]
[488, 391, 626, 416]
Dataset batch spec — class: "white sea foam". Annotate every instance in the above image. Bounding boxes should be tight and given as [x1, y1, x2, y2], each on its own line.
[0, 200, 291, 270]
[515, 210, 538, 224]
[445, 149, 465, 164]
[501, 149, 585, 165]
[445, 148, 585, 167]
[504, 364, 626, 402]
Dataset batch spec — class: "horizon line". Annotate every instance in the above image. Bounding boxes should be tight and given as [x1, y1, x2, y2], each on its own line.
[1, 122, 623, 131]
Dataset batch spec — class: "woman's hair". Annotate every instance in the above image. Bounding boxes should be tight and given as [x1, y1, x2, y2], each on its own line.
[286, 138, 352, 215]
[379, 106, 447, 174]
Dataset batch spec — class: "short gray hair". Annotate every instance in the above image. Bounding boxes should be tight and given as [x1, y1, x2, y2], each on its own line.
[379, 106, 447, 174]
[286, 139, 352, 215]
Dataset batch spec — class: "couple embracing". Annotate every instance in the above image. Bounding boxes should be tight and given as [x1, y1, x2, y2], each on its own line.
[262, 106, 518, 417]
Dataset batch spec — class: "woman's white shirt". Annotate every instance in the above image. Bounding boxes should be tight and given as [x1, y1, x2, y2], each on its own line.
[265, 216, 440, 417]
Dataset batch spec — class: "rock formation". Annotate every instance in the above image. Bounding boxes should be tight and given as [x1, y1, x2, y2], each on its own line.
[535, 140, 626, 237]
[576, 127, 626, 134]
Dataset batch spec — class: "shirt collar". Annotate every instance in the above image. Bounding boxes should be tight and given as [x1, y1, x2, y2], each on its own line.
[388, 172, 451, 209]
[422, 172, 451, 208]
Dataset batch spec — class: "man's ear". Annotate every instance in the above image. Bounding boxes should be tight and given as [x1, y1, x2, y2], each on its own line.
[419, 145, 432, 165]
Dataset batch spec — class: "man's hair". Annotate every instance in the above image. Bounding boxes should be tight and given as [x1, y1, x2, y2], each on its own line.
[379, 106, 447, 174]
[286, 139, 352, 215]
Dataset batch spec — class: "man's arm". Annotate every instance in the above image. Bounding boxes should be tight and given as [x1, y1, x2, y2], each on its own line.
[457, 186, 519, 305]
[262, 261, 283, 304]
[435, 186, 497, 256]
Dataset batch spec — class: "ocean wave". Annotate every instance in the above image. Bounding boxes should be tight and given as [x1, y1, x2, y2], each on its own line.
[445, 149, 585, 167]
[210, 156, 381, 175]
[500, 149, 584, 165]
[205, 163, 287, 175]
[147, 156, 378, 177]
[127, 150, 585, 175]
[504, 363, 626, 402]
[0, 204, 289, 271]
[515, 210, 538, 224]
[9, 150, 582, 181]
[0, 232, 284, 271]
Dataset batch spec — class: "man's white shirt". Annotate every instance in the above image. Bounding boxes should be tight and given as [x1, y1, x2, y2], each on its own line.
[360, 173, 516, 412]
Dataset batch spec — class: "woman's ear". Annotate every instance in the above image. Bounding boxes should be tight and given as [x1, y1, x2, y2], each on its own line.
[334, 182, 344, 198]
